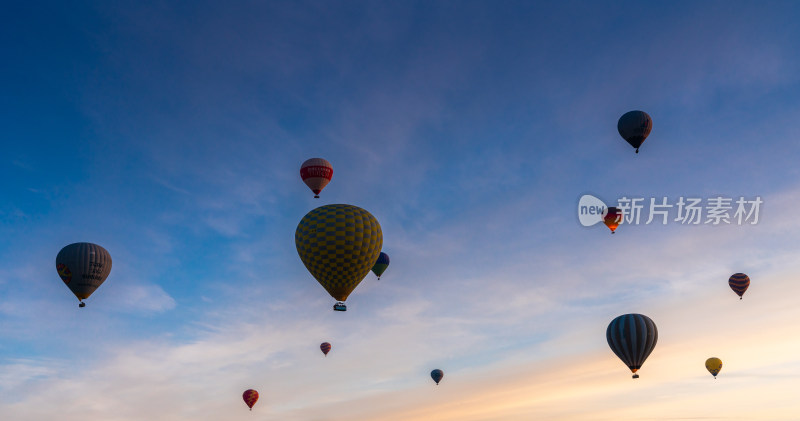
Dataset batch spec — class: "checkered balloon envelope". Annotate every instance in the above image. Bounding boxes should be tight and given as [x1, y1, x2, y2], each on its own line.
[295, 204, 383, 303]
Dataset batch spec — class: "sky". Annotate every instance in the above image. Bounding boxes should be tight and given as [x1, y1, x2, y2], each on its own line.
[2, 0, 800, 419]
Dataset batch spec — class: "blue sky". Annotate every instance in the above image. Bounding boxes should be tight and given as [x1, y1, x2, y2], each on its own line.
[2, 1, 800, 419]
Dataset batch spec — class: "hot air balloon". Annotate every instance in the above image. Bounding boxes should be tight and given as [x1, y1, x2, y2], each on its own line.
[320, 342, 331, 356]
[300, 158, 333, 198]
[603, 207, 622, 234]
[729, 273, 750, 300]
[295, 204, 383, 311]
[607, 313, 658, 379]
[372, 252, 390, 280]
[618, 111, 652, 153]
[55, 242, 112, 308]
[431, 369, 444, 385]
[242, 389, 259, 411]
[705, 357, 722, 379]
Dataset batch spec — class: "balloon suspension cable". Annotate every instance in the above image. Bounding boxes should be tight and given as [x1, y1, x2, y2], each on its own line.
[635, 148, 639, 154]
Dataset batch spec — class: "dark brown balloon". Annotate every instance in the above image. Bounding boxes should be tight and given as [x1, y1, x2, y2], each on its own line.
[56, 242, 112, 307]
[618, 111, 653, 153]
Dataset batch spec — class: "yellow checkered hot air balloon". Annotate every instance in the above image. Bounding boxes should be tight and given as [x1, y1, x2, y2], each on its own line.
[295, 204, 382, 311]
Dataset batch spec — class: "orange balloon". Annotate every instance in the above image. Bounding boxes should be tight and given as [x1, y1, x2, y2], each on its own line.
[603, 207, 622, 234]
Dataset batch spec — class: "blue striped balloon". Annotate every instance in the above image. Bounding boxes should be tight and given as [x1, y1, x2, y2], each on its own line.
[607, 314, 658, 379]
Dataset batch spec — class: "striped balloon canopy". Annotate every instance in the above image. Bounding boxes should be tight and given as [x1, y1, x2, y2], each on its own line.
[606, 313, 658, 379]
[55, 242, 112, 307]
[320, 342, 331, 356]
[242, 389, 259, 410]
[728, 273, 750, 300]
[295, 204, 383, 304]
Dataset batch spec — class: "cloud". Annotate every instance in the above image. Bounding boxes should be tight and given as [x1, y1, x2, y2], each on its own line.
[102, 281, 176, 314]
[4, 187, 800, 420]
[5, 3, 800, 420]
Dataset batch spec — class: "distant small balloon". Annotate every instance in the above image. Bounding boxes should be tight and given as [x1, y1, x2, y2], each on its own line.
[242, 389, 259, 411]
[618, 111, 652, 153]
[603, 207, 622, 234]
[372, 252, 390, 280]
[430, 369, 444, 385]
[300, 158, 333, 198]
[320, 342, 331, 356]
[705, 357, 722, 378]
[728, 273, 750, 300]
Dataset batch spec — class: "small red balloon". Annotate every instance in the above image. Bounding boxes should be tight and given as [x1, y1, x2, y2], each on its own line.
[243, 389, 259, 411]
[300, 158, 333, 198]
[603, 207, 622, 234]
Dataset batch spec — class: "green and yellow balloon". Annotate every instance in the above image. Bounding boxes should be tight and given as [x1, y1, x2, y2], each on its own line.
[372, 252, 390, 280]
[295, 204, 382, 311]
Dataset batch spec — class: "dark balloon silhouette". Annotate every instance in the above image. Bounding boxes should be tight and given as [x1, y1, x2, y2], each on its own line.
[607, 314, 658, 379]
[618, 111, 652, 153]
[430, 369, 444, 385]
[56, 242, 112, 308]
